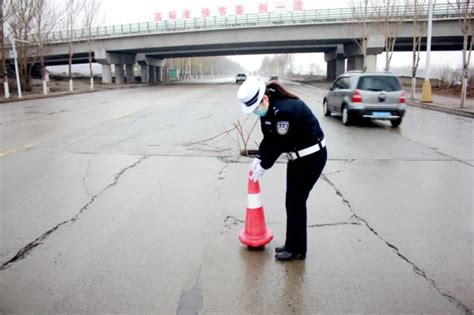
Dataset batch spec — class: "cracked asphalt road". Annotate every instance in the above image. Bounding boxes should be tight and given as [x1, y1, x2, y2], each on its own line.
[0, 78, 472, 314]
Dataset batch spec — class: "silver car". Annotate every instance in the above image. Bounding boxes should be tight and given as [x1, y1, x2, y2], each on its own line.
[323, 72, 406, 127]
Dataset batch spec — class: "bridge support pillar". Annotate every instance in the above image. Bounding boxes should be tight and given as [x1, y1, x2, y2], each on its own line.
[324, 45, 345, 81]
[140, 64, 149, 83]
[155, 66, 162, 82]
[136, 54, 164, 83]
[326, 58, 345, 81]
[149, 66, 156, 82]
[347, 56, 364, 71]
[344, 36, 382, 72]
[125, 64, 135, 83]
[101, 64, 112, 84]
[95, 49, 136, 84]
[115, 64, 125, 84]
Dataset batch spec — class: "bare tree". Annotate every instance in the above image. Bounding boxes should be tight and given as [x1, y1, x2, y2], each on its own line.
[285, 54, 295, 75]
[164, 57, 244, 80]
[257, 54, 295, 76]
[5, 0, 36, 92]
[437, 65, 452, 88]
[1, 0, 9, 98]
[65, 0, 83, 92]
[309, 62, 322, 75]
[407, 0, 427, 99]
[377, 0, 406, 71]
[450, 0, 473, 108]
[82, 0, 101, 90]
[350, 0, 379, 71]
[32, 0, 57, 95]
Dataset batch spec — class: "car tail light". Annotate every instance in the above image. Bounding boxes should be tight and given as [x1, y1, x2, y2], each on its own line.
[400, 91, 406, 103]
[351, 90, 362, 103]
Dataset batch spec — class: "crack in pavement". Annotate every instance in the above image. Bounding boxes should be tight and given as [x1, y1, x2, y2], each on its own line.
[55, 110, 156, 149]
[321, 174, 472, 315]
[308, 221, 361, 228]
[224, 215, 245, 224]
[81, 156, 94, 197]
[217, 164, 228, 180]
[221, 215, 244, 235]
[0, 156, 148, 271]
[224, 215, 360, 229]
[46, 109, 72, 116]
[215, 163, 229, 200]
[391, 132, 473, 168]
[186, 144, 231, 154]
[324, 159, 356, 176]
[0, 110, 73, 126]
[185, 114, 212, 123]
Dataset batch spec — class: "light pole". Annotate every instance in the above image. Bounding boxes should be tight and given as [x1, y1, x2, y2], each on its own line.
[10, 37, 29, 98]
[421, 0, 433, 103]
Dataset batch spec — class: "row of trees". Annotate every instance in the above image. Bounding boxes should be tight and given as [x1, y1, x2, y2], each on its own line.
[259, 54, 295, 75]
[163, 57, 245, 78]
[0, 0, 102, 97]
[351, 0, 472, 107]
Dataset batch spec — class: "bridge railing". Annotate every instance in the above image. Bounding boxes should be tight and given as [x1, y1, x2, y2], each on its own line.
[45, 3, 458, 43]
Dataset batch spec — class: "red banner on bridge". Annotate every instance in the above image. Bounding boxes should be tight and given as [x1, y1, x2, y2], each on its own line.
[202, 7, 211, 18]
[168, 11, 177, 21]
[218, 6, 227, 16]
[235, 4, 244, 16]
[155, 1, 307, 21]
[154, 12, 162, 22]
[294, 0, 304, 11]
[182, 9, 191, 20]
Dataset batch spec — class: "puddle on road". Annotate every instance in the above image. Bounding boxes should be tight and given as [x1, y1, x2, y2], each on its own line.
[177, 285, 203, 315]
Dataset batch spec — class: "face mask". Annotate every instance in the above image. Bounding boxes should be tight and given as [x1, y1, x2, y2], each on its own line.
[254, 103, 268, 117]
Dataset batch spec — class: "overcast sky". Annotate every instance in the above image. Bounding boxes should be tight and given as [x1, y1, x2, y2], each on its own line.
[93, 0, 463, 73]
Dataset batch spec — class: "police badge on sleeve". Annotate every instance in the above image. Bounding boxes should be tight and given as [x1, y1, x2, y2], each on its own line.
[276, 121, 289, 135]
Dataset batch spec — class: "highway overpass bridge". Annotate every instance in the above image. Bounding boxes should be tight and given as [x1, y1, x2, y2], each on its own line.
[12, 3, 468, 83]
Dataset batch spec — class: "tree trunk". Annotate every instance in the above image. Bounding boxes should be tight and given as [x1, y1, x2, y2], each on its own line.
[460, 77, 467, 108]
[458, 0, 472, 108]
[460, 67, 468, 108]
[68, 42, 73, 92]
[411, 76, 417, 100]
[363, 38, 368, 71]
[411, 51, 417, 100]
[41, 46, 47, 94]
[88, 43, 93, 90]
[0, 0, 9, 98]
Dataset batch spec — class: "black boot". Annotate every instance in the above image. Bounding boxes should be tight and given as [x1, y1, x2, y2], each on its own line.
[275, 245, 286, 253]
[275, 251, 306, 261]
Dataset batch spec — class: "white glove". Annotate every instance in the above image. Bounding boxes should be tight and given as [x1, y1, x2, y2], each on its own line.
[250, 158, 261, 174]
[249, 163, 266, 182]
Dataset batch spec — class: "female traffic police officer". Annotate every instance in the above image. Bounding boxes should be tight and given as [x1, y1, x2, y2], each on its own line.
[237, 77, 327, 261]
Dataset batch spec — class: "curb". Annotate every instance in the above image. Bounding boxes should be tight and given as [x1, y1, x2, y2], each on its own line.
[0, 84, 150, 105]
[406, 101, 474, 118]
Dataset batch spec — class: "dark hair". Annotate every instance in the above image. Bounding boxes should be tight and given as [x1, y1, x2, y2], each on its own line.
[265, 81, 299, 100]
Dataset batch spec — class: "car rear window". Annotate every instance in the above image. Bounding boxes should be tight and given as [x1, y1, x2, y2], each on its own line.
[357, 76, 402, 92]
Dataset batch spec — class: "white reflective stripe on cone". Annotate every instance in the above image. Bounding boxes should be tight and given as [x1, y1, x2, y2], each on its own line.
[247, 193, 262, 209]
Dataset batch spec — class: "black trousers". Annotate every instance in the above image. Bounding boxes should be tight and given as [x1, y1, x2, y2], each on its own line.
[285, 147, 327, 254]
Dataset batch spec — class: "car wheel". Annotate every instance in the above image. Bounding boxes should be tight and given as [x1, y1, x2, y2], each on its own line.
[323, 100, 331, 116]
[342, 106, 352, 126]
[391, 118, 402, 127]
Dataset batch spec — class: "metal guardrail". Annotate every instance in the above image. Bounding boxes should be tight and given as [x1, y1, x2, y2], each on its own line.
[44, 3, 459, 43]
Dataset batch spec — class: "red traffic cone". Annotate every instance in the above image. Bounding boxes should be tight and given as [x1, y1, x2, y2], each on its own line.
[239, 174, 273, 248]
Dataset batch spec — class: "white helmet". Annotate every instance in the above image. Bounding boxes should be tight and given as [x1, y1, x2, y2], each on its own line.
[237, 77, 266, 114]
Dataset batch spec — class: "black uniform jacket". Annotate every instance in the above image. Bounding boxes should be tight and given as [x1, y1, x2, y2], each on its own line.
[256, 97, 324, 170]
